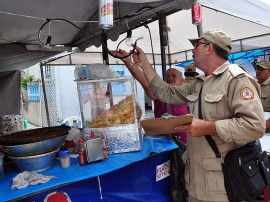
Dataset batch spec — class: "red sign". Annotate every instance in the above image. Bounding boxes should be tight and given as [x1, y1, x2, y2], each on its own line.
[192, 2, 202, 25]
[156, 160, 170, 182]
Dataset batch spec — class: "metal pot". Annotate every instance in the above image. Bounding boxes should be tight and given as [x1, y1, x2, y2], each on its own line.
[0, 135, 67, 157]
[8, 148, 60, 172]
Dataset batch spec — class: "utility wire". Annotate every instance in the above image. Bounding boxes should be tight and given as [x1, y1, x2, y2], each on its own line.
[38, 18, 142, 59]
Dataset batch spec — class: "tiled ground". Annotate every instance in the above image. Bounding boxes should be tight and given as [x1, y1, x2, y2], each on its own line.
[145, 109, 155, 119]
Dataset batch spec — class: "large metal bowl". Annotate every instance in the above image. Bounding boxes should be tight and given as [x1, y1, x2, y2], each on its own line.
[0, 125, 71, 145]
[0, 135, 67, 157]
[8, 148, 60, 172]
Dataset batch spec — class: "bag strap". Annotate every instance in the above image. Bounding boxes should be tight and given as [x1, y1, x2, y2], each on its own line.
[198, 85, 223, 161]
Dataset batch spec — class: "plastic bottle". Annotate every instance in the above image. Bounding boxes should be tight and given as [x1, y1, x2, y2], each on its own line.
[72, 120, 78, 129]
[90, 131, 95, 139]
[79, 139, 88, 166]
[59, 150, 70, 168]
[101, 135, 108, 159]
[23, 118, 28, 129]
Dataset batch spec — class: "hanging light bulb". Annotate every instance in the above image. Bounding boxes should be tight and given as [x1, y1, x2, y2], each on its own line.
[125, 30, 133, 47]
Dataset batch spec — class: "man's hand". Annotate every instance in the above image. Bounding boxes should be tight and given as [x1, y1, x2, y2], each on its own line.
[132, 45, 151, 69]
[111, 49, 130, 63]
[174, 118, 217, 137]
[131, 45, 156, 84]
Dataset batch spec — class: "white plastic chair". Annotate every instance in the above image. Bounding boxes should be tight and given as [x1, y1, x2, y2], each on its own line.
[62, 116, 82, 128]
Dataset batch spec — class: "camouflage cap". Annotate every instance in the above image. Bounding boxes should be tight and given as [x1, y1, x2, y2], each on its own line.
[256, 60, 270, 69]
[189, 29, 232, 54]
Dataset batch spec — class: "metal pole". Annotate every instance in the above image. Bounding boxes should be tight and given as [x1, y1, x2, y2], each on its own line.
[158, 14, 168, 113]
[158, 14, 168, 82]
[197, 24, 203, 37]
[101, 32, 109, 65]
[40, 63, 51, 126]
[101, 31, 113, 107]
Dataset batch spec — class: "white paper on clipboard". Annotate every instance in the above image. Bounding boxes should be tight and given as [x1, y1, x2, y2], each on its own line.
[140, 114, 193, 136]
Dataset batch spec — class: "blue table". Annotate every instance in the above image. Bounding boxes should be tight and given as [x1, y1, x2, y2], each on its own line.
[0, 136, 178, 202]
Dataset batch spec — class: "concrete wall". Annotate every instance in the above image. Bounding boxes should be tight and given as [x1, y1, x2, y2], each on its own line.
[55, 66, 81, 122]
[22, 102, 42, 126]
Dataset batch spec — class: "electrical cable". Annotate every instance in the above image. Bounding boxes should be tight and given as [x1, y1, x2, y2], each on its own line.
[1, 6, 154, 59]
[116, 29, 132, 51]
[38, 18, 143, 59]
[38, 18, 82, 46]
[116, 37, 127, 51]
[37, 6, 155, 58]
[144, 24, 156, 70]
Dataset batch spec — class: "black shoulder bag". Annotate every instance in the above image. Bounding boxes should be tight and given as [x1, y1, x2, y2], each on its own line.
[198, 86, 270, 202]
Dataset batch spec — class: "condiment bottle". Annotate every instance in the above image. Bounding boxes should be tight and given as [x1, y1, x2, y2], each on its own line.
[79, 139, 88, 166]
[101, 135, 108, 160]
[90, 131, 95, 139]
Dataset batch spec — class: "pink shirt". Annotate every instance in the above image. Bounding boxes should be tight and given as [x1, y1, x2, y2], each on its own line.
[154, 99, 188, 143]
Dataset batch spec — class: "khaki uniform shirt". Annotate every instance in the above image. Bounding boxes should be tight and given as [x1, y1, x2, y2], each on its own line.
[261, 77, 270, 133]
[184, 76, 195, 84]
[260, 77, 270, 112]
[150, 61, 265, 201]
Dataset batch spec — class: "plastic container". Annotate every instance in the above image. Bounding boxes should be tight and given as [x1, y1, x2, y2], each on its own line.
[59, 150, 70, 168]
[0, 152, 4, 177]
[76, 76, 143, 154]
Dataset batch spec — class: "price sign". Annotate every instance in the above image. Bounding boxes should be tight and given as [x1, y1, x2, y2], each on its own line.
[156, 160, 170, 182]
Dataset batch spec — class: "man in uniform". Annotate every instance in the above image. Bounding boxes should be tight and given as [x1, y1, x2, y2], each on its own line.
[255, 60, 270, 133]
[184, 64, 198, 83]
[130, 29, 265, 202]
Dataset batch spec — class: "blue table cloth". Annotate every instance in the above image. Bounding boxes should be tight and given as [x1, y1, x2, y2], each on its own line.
[0, 136, 178, 201]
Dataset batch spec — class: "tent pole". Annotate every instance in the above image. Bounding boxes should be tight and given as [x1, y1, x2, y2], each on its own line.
[158, 14, 168, 82]
[40, 63, 51, 126]
[196, 24, 203, 37]
[102, 32, 109, 65]
[101, 31, 113, 107]
[158, 14, 168, 113]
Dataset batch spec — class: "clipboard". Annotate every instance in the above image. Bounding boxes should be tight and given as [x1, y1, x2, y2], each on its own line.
[140, 114, 193, 136]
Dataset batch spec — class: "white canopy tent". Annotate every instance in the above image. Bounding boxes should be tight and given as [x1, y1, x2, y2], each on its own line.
[0, 0, 195, 72]
[47, 0, 270, 66]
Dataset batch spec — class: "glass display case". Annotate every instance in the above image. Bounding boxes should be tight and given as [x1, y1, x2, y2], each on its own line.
[76, 76, 143, 154]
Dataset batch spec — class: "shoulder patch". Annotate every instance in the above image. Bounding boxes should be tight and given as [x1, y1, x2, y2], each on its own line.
[240, 87, 254, 100]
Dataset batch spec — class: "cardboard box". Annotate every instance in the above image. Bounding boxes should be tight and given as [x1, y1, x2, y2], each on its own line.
[141, 114, 193, 135]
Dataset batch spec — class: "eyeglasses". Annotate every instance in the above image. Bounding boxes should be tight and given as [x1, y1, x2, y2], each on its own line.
[194, 41, 210, 48]
[255, 66, 267, 71]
